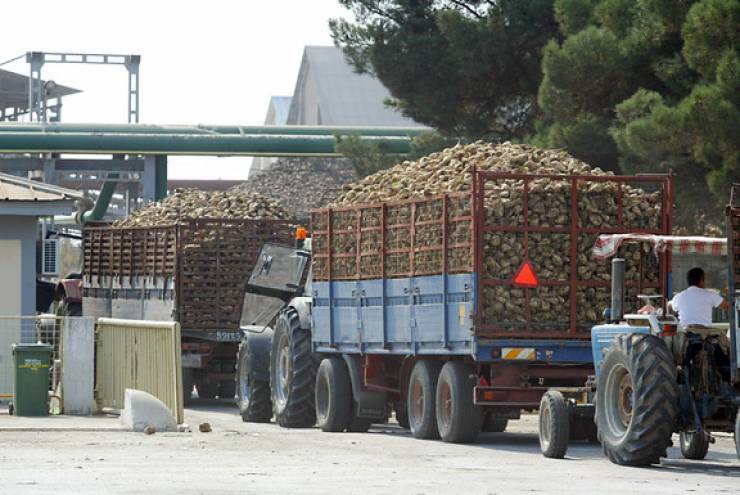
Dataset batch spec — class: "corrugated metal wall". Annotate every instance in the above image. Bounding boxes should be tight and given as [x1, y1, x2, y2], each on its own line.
[95, 318, 183, 423]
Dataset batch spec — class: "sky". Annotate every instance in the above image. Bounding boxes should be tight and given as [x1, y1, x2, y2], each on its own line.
[1, 0, 350, 179]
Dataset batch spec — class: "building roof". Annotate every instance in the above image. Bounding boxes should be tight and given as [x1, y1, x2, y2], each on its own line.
[0, 171, 81, 215]
[266, 96, 292, 125]
[0, 68, 80, 109]
[286, 46, 423, 127]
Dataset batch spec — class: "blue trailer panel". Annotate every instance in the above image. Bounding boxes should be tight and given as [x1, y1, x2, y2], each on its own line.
[312, 273, 476, 355]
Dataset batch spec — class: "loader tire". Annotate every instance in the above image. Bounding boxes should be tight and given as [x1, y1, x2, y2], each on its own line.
[735, 409, 740, 460]
[315, 357, 353, 432]
[539, 390, 570, 459]
[407, 360, 443, 439]
[435, 361, 482, 443]
[237, 330, 273, 423]
[596, 334, 678, 466]
[271, 309, 317, 428]
[680, 431, 709, 460]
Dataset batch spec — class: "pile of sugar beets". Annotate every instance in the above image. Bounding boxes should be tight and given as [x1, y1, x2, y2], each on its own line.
[319, 141, 661, 332]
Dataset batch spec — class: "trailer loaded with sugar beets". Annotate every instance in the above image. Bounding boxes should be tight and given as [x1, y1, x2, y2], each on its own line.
[537, 184, 740, 464]
[82, 218, 292, 403]
[237, 165, 673, 443]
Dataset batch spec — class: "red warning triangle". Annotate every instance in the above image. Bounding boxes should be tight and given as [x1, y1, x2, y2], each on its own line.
[513, 261, 539, 288]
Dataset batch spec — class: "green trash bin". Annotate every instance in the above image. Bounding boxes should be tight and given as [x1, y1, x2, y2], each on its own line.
[12, 343, 52, 416]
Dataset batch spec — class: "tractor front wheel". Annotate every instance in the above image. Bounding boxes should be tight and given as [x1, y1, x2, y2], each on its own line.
[596, 334, 678, 466]
[680, 431, 710, 460]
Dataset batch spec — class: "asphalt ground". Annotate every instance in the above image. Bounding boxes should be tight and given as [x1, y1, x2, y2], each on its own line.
[0, 401, 738, 494]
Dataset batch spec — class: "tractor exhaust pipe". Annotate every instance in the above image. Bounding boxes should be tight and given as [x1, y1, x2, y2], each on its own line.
[610, 258, 625, 323]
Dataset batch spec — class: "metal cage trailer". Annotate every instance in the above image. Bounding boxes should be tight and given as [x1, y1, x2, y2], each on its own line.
[82, 218, 292, 402]
[308, 171, 672, 442]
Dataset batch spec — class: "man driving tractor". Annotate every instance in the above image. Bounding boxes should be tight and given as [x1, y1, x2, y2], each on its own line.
[669, 267, 730, 329]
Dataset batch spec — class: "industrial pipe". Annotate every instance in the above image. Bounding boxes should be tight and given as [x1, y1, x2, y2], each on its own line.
[53, 176, 118, 226]
[0, 132, 413, 156]
[0, 123, 428, 138]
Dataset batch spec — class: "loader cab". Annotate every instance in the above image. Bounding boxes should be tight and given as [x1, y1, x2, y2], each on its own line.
[239, 243, 310, 328]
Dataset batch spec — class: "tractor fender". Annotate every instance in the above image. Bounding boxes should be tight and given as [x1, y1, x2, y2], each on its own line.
[288, 296, 312, 330]
[239, 325, 274, 383]
[342, 354, 387, 420]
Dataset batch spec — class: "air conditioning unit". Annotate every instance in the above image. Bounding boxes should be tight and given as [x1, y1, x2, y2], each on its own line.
[42, 238, 59, 276]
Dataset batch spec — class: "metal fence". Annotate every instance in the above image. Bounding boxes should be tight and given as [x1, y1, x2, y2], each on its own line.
[95, 318, 183, 423]
[0, 315, 57, 400]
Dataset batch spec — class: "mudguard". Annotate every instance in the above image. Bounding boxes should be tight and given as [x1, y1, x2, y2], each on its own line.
[342, 354, 387, 419]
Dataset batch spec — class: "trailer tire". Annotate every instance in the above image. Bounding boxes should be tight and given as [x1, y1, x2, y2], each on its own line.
[271, 309, 317, 428]
[680, 431, 709, 460]
[408, 360, 443, 439]
[395, 402, 410, 429]
[539, 390, 570, 459]
[237, 333, 273, 423]
[315, 357, 353, 432]
[596, 334, 678, 466]
[435, 361, 481, 443]
[182, 367, 194, 406]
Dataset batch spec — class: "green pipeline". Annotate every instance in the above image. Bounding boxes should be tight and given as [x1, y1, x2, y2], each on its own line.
[0, 123, 427, 138]
[0, 132, 413, 156]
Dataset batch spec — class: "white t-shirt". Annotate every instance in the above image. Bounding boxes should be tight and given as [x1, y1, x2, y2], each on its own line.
[670, 286, 724, 327]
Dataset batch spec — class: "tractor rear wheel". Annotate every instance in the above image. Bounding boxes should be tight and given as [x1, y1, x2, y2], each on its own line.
[596, 334, 678, 466]
[270, 309, 317, 428]
[539, 390, 570, 459]
[680, 431, 710, 460]
[407, 360, 443, 439]
[435, 361, 481, 443]
[315, 357, 353, 432]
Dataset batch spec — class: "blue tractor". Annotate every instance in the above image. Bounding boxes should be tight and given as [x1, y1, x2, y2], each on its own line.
[539, 185, 740, 465]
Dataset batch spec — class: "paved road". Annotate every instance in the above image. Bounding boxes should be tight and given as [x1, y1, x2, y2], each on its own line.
[0, 402, 738, 494]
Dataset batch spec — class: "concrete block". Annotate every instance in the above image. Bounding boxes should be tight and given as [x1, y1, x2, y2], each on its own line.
[119, 389, 177, 433]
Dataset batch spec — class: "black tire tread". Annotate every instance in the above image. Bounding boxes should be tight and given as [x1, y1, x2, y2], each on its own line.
[539, 390, 570, 459]
[680, 431, 709, 460]
[597, 334, 679, 466]
[271, 309, 318, 428]
[436, 361, 481, 443]
[240, 379, 272, 422]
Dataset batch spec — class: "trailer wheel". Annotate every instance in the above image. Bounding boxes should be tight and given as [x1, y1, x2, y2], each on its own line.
[435, 361, 482, 443]
[395, 402, 410, 429]
[596, 334, 678, 466]
[315, 357, 352, 432]
[539, 390, 570, 458]
[271, 309, 317, 428]
[680, 431, 710, 460]
[237, 331, 273, 423]
[407, 360, 443, 439]
[182, 366, 194, 406]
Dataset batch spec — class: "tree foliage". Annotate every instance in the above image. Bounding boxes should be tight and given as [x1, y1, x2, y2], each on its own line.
[330, 1, 559, 141]
[538, 0, 739, 229]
